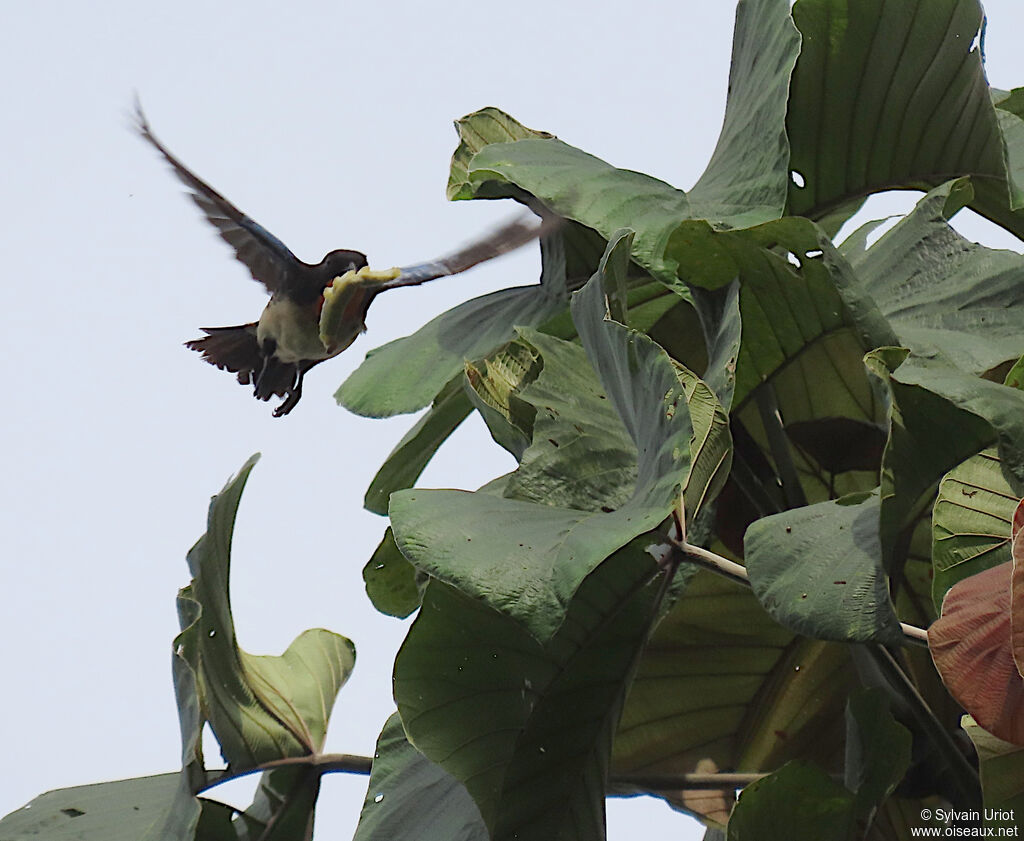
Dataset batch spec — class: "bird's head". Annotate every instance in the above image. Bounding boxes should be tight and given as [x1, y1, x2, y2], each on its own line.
[319, 249, 368, 279]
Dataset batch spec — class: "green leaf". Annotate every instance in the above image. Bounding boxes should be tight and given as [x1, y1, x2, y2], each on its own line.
[726, 760, 856, 841]
[744, 491, 904, 645]
[353, 713, 488, 841]
[932, 447, 1020, 610]
[844, 689, 912, 821]
[178, 455, 356, 767]
[669, 216, 898, 412]
[363, 378, 472, 515]
[846, 180, 1024, 374]
[691, 280, 742, 412]
[363, 527, 422, 619]
[786, 0, 1023, 236]
[684, 0, 801, 225]
[447, 107, 553, 202]
[1006, 354, 1024, 391]
[963, 716, 1024, 825]
[389, 233, 730, 839]
[390, 231, 727, 643]
[450, 0, 800, 235]
[464, 337, 543, 460]
[172, 456, 356, 839]
[337, 229, 568, 418]
[500, 330, 638, 512]
[614, 573, 855, 800]
[395, 538, 662, 841]
[0, 774, 233, 841]
[865, 350, 1024, 576]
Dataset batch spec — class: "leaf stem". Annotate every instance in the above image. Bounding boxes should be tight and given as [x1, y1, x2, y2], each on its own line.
[198, 753, 373, 793]
[658, 530, 929, 648]
[201, 754, 779, 791]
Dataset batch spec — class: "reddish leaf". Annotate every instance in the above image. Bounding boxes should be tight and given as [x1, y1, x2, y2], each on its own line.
[1011, 499, 1024, 679]
[930, 561, 1024, 745]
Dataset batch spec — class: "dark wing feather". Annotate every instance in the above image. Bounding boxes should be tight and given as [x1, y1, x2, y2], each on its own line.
[380, 215, 557, 290]
[135, 103, 300, 294]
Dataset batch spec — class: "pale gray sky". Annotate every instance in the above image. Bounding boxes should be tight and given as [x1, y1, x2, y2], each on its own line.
[2, 2, 1022, 838]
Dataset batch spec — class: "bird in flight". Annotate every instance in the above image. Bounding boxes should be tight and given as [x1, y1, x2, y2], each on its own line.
[136, 106, 548, 416]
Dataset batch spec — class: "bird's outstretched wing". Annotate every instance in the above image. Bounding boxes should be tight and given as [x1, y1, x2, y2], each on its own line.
[379, 215, 558, 290]
[135, 102, 301, 294]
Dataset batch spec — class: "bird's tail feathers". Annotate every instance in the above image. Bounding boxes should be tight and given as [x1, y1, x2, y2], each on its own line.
[185, 324, 261, 386]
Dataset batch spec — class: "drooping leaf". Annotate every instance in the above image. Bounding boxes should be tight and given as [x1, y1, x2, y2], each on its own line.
[353, 713, 487, 841]
[177, 455, 355, 768]
[691, 280, 743, 412]
[932, 448, 1019, 610]
[786, 0, 1024, 237]
[363, 527, 421, 619]
[363, 378, 473, 515]
[173, 456, 356, 840]
[929, 562, 1024, 745]
[744, 491, 904, 645]
[845, 179, 1024, 375]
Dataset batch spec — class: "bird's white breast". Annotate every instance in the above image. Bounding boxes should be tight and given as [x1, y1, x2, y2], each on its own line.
[256, 298, 328, 363]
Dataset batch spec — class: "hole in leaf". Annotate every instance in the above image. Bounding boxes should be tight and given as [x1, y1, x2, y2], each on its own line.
[786, 252, 802, 268]
[790, 170, 806, 188]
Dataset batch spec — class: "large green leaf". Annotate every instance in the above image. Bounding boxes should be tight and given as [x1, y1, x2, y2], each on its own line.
[177, 455, 355, 768]
[172, 456, 356, 840]
[389, 234, 730, 839]
[336, 230, 568, 417]
[613, 573, 855, 790]
[932, 447, 1020, 610]
[865, 349, 1024, 577]
[0, 775, 234, 841]
[449, 0, 799, 241]
[684, 0, 801, 225]
[353, 713, 487, 841]
[389, 232, 721, 643]
[845, 180, 1024, 375]
[786, 0, 1024, 237]
[395, 540, 662, 841]
[744, 491, 904, 645]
